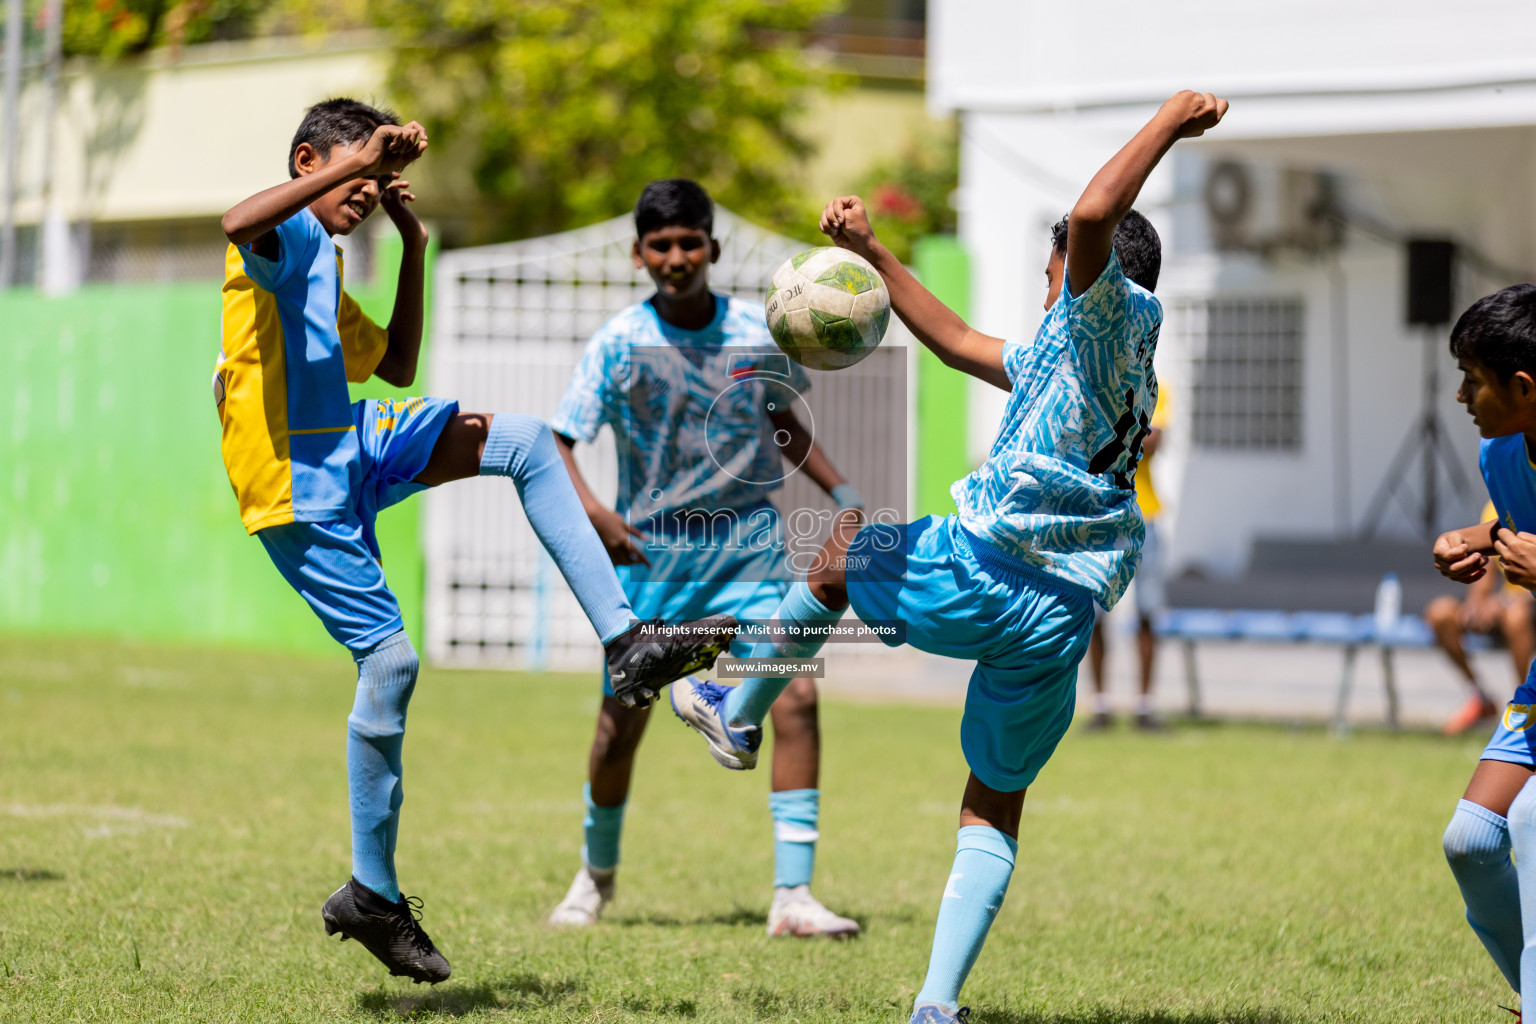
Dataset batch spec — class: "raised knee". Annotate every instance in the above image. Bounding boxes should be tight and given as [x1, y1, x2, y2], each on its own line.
[349, 639, 418, 739]
[1445, 800, 1512, 867]
[1425, 596, 1458, 629]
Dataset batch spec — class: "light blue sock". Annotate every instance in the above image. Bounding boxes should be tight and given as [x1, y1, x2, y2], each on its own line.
[1504, 785, 1536, 996]
[723, 581, 842, 727]
[347, 631, 418, 903]
[914, 825, 1018, 1012]
[770, 789, 819, 888]
[1445, 798, 1522, 991]
[581, 782, 626, 872]
[480, 414, 633, 643]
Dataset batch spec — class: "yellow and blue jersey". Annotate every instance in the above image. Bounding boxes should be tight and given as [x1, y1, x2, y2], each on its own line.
[1481, 436, 1536, 538]
[215, 208, 389, 534]
[1134, 384, 1170, 522]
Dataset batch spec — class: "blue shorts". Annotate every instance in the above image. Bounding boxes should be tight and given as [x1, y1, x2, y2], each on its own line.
[1482, 673, 1536, 766]
[602, 502, 790, 695]
[846, 514, 1095, 792]
[257, 396, 457, 650]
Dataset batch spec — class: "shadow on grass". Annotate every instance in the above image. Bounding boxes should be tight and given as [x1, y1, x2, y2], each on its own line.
[608, 905, 768, 928]
[356, 973, 584, 1019]
[972, 1008, 1298, 1024]
[0, 867, 64, 882]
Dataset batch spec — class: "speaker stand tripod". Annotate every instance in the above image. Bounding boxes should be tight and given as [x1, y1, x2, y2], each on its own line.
[1358, 327, 1473, 541]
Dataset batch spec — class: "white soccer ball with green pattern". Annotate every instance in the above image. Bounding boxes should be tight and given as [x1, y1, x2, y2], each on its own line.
[765, 247, 891, 371]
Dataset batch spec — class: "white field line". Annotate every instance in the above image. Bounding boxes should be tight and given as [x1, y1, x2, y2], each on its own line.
[3, 803, 190, 837]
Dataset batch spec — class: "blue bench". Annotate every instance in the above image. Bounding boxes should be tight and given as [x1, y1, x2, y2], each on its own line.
[1154, 608, 1489, 732]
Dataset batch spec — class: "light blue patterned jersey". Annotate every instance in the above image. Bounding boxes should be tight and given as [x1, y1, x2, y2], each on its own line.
[550, 293, 812, 522]
[952, 251, 1161, 609]
[1481, 435, 1536, 535]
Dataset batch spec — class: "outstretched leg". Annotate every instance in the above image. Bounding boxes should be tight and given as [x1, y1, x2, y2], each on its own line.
[419, 413, 736, 703]
[912, 775, 1024, 1021]
[417, 412, 634, 642]
[722, 510, 861, 727]
[668, 513, 858, 768]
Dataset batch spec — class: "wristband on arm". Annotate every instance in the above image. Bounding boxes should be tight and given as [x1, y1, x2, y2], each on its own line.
[830, 483, 864, 511]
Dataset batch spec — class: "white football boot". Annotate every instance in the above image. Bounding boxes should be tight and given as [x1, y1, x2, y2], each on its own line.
[547, 865, 615, 927]
[766, 884, 860, 938]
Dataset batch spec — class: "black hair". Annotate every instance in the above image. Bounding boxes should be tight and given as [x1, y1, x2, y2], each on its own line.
[635, 179, 713, 238]
[288, 98, 399, 179]
[1449, 284, 1536, 381]
[1050, 209, 1163, 293]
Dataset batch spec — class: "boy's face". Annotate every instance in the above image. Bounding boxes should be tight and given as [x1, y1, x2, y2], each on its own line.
[1456, 358, 1536, 438]
[633, 226, 719, 300]
[1043, 248, 1066, 310]
[296, 139, 382, 237]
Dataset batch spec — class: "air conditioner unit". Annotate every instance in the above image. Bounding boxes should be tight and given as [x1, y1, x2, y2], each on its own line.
[1204, 161, 1342, 254]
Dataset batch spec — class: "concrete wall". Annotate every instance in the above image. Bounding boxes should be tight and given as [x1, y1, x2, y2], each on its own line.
[931, 0, 1536, 579]
[931, 0, 1536, 119]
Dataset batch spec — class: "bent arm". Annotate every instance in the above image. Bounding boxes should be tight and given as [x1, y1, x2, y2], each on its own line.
[820, 196, 1009, 391]
[863, 243, 1010, 391]
[372, 236, 428, 388]
[769, 408, 849, 496]
[1462, 520, 1501, 555]
[221, 152, 372, 248]
[554, 432, 605, 516]
[1068, 91, 1227, 295]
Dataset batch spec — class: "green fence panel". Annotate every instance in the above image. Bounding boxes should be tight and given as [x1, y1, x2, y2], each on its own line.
[912, 235, 973, 518]
[0, 233, 434, 654]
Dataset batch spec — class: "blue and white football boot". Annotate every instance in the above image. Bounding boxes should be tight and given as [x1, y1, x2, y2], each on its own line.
[669, 677, 762, 770]
[910, 1004, 970, 1023]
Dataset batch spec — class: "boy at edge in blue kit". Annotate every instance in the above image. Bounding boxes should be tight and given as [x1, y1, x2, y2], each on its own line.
[1437, 283, 1536, 1020]
[215, 100, 735, 985]
[546, 180, 860, 938]
[669, 91, 1229, 1022]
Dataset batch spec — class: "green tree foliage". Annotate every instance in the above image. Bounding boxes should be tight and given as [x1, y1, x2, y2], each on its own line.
[854, 127, 958, 263]
[54, 0, 364, 59]
[377, 0, 843, 240]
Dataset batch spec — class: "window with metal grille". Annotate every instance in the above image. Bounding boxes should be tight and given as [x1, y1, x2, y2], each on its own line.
[1176, 297, 1303, 450]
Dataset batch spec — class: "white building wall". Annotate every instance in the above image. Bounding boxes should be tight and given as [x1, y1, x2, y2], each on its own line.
[934, 0, 1536, 579]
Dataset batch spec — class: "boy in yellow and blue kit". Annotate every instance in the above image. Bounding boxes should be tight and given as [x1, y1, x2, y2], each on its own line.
[1436, 283, 1536, 1016]
[216, 98, 735, 985]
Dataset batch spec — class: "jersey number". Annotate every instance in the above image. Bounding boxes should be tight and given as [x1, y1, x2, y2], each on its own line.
[1088, 387, 1149, 490]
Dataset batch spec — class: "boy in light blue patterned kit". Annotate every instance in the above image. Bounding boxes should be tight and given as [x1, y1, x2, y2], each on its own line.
[547, 180, 863, 937]
[669, 92, 1229, 1020]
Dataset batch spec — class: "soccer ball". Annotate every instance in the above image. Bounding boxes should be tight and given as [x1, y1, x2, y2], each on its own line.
[765, 247, 891, 371]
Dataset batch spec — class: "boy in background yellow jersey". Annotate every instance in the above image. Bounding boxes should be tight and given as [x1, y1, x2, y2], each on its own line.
[1086, 384, 1171, 730]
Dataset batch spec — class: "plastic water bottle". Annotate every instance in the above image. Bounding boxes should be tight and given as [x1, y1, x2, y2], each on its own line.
[1374, 572, 1402, 638]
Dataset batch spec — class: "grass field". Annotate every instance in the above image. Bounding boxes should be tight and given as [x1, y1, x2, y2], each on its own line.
[0, 633, 1515, 1023]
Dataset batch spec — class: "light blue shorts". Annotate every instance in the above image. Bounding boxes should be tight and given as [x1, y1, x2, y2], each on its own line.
[846, 514, 1095, 792]
[602, 502, 790, 695]
[1482, 673, 1536, 766]
[257, 396, 457, 651]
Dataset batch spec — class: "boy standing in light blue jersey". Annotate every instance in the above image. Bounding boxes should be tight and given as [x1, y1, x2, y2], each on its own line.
[547, 180, 861, 937]
[1436, 284, 1536, 1016]
[217, 103, 735, 985]
[671, 92, 1228, 1021]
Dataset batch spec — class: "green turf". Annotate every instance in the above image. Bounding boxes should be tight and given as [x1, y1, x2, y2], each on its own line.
[0, 633, 1512, 1022]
